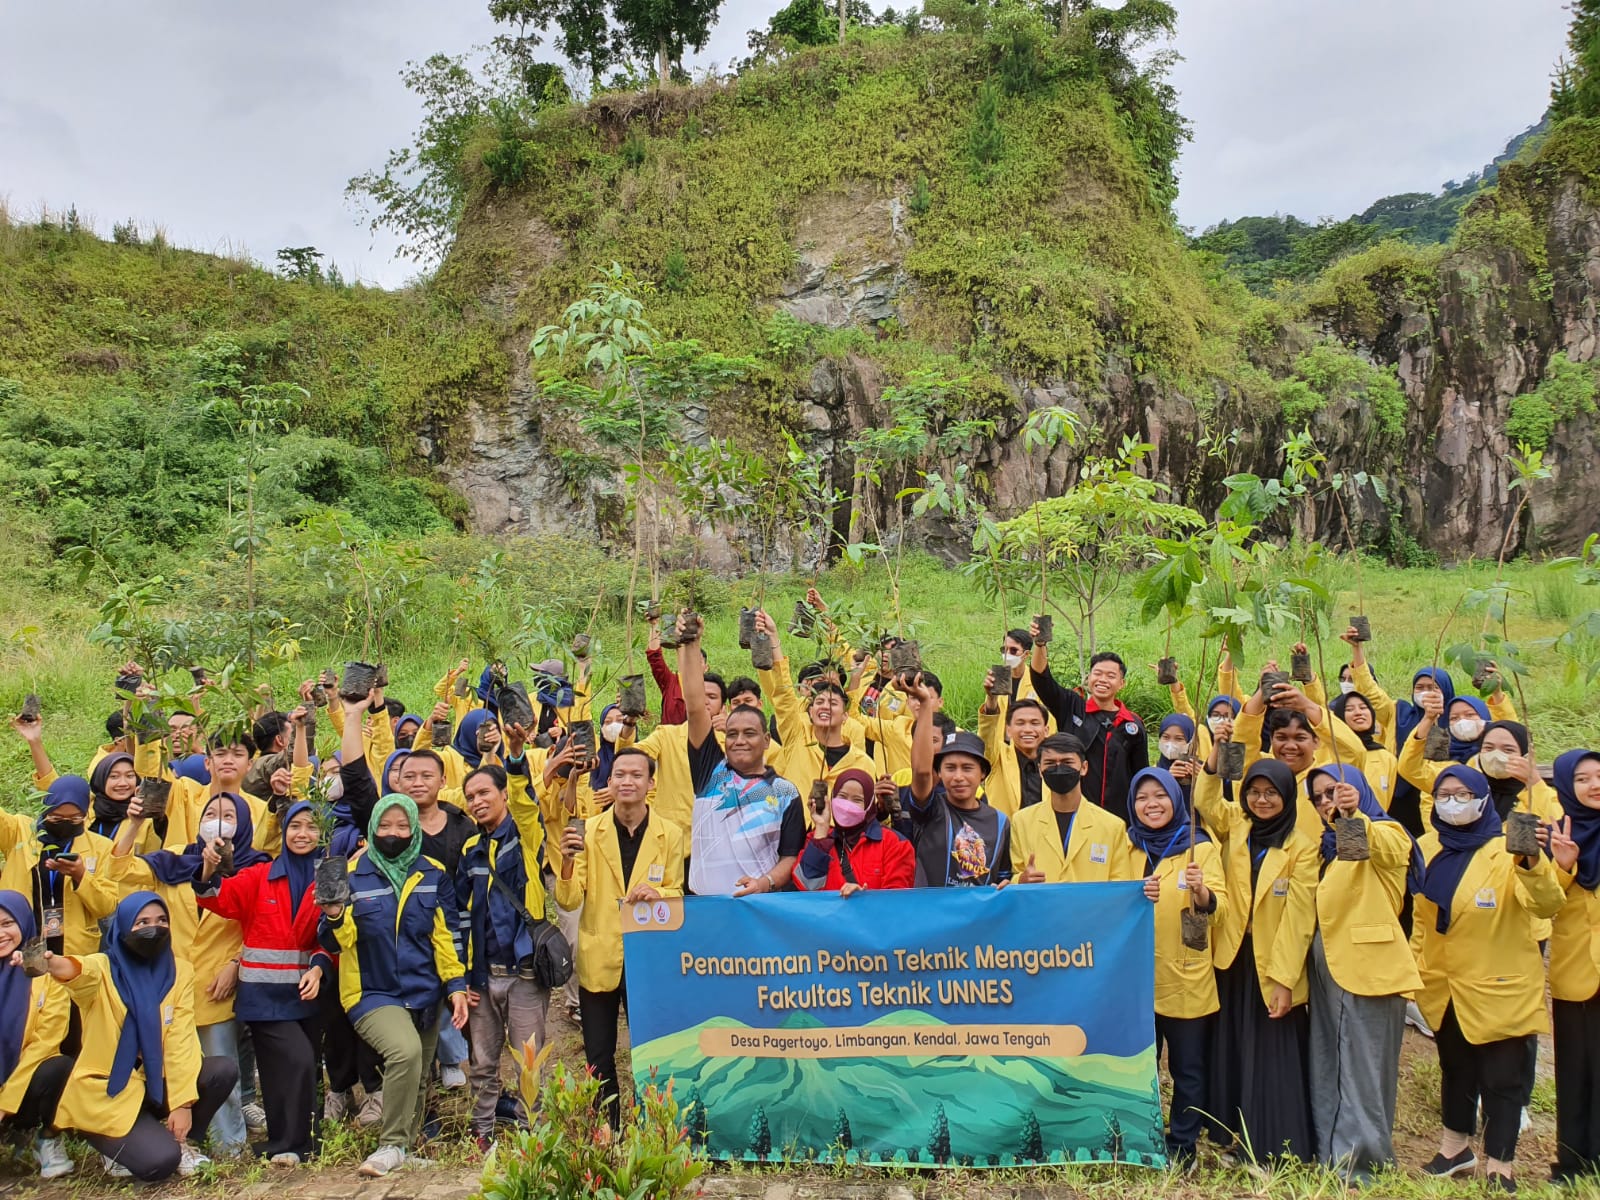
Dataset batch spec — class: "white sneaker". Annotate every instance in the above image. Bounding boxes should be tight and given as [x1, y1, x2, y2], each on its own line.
[358, 1146, 406, 1178]
[355, 1089, 384, 1126]
[440, 1064, 467, 1090]
[177, 1143, 211, 1177]
[101, 1154, 131, 1179]
[1405, 1000, 1435, 1038]
[242, 1101, 268, 1134]
[36, 1136, 73, 1179]
[324, 1088, 352, 1122]
[269, 1152, 302, 1167]
[1521, 1106, 1533, 1133]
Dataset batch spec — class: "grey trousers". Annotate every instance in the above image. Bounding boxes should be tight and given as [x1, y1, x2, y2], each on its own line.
[467, 973, 550, 1134]
[1307, 931, 1405, 1180]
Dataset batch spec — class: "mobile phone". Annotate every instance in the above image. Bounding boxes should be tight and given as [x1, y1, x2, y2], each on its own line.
[48, 852, 78, 863]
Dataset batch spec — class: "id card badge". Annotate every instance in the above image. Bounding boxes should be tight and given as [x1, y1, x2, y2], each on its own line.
[41, 907, 64, 939]
[647, 863, 664, 885]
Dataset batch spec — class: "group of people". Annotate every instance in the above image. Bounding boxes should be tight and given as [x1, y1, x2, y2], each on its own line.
[1, 586, 1598, 1193]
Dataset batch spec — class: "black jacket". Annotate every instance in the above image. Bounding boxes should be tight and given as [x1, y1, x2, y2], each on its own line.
[1027, 666, 1149, 822]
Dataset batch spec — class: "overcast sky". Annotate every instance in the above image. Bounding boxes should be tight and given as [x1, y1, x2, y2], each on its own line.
[0, 1, 1571, 287]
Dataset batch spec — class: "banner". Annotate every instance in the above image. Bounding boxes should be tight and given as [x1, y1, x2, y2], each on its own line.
[622, 881, 1163, 1168]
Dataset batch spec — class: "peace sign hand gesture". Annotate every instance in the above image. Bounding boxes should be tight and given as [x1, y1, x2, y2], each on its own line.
[1541, 816, 1580, 873]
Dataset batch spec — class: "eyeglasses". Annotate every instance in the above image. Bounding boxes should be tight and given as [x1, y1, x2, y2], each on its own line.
[1434, 788, 1475, 802]
[1309, 786, 1337, 803]
[1243, 787, 1281, 803]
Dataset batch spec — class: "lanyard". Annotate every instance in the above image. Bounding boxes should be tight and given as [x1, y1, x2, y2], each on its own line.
[1059, 809, 1077, 858]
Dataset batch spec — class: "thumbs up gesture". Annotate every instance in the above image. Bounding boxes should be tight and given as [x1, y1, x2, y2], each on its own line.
[1018, 853, 1046, 885]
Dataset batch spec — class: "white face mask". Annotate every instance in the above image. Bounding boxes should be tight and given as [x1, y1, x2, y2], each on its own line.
[1412, 691, 1432, 708]
[1434, 792, 1487, 826]
[1450, 718, 1485, 742]
[1207, 715, 1228, 734]
[325, 774, 345, 803]
[1158, 740, 1189, 761]
[601, 720, 624, 744]
[1339, 680, 1356, 695]
[199, 817, 236, 843]
[1001, 653, 1022, 670]
[1479, 748, 1515, 779]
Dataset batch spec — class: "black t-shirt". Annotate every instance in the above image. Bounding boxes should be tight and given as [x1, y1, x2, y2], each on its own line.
[822, 743, 850, 769]
[1017, 752, 1042, 810]
[615, 810, 650, 885]
[421, 802, 476, 875]
[1053, 807, 1076, 848]
[899, 783, 1012, 888]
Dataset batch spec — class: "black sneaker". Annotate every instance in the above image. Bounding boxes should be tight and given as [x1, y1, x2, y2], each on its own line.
[1488, 1173, 1516, 1193]
[1422, 1148, 1478, 1178]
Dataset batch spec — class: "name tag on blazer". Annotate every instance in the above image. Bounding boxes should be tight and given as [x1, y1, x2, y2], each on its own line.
[1475, 887, 1497, 910]
[1176, 873, 1190, 891]
[648, 864, 664, 884]
[162, 1004, 174, 1026]
[1271, 878, 1289, 898]
[1089, 844, 1108, 865]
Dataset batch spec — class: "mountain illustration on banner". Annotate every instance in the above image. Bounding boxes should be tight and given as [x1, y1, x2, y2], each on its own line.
[637, 1009, 1164, 1167]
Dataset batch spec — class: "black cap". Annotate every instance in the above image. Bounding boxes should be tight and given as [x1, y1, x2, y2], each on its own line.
[934, 730, 990, 776]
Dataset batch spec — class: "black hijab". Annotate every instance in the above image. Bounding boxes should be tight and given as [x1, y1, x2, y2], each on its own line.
[1242, 760, 1299, 856]
[1480, 720, 1530, 819]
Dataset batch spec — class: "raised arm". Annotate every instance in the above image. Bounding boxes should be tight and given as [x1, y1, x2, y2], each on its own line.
[678, 612, 712, 750]
[908, 674, 941, 804]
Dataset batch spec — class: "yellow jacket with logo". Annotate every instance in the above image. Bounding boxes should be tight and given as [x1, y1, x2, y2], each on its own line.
[622, 721, 702, 834]
[56, 955, 202, 1138]
[1194, 770, 1319, 1006]
[1140, 839, 1228, 1019]
[165, 779, 282, 857]
[1412, 833, 1564, 1042]
[555, 808, 685, 993]
[1314, 812, 1420, 998]
[1233, 708, 1368, 832]
[0, 975, 71, 1115]
[1009, 799, 1135, 884]
[977, 707, 1043, 819]
[763, 654, 875, 826]
[1543, 863, 1600, 1003]
[0, 810, 119, 956]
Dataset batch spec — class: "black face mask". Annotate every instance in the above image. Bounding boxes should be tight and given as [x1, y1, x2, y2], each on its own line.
[41, 819, 84, 843]
[122, 927, 171, 961]
[373, 834, 411, 860]
[1042, 766, 1082, 795]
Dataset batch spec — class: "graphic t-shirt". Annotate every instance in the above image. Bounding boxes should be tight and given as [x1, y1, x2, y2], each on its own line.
[900, 784, 1012, 888]
[687, 732, 805, 895]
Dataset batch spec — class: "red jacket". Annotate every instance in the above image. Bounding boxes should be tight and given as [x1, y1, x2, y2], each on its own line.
[197, 861, 331, 1023]
[647, 647, 686, 725]
[792, 822, 915, 891]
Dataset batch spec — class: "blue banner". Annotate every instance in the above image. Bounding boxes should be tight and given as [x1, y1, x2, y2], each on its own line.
[622, 882, 1162, 1168]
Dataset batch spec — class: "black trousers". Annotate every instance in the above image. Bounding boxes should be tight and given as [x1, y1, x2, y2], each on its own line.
[1435, 1002, 1533, 1163]
[578, 977, 628, 1129]
[1157, 1013, 1213, 1157]
[319, 983, 381, 1094]
[0, 1055, 73, 1134]
[83, 1055, 238, 1182]
[1554, 993, 1600, 1177]
[250, 1018, 319, 1158]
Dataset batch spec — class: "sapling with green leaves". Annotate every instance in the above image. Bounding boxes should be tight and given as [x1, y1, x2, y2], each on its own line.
[1018, 406, 1081, 630]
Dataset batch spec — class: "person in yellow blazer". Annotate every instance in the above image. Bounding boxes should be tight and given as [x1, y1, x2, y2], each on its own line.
[1302, 764, 1422, 1184]
[163, 731, 283, 857]
[1326, 690, 1400, 811]
[1539, 750, 1600, 1185]
[1192, 757, 1318, 1165]
[755, 612, 874, 822]
[44, 891, 239, 1181]
[108, 791, 261, 1158]
[1233, 672, 1368, 831]
[1412, 764, 1564, 1190]
[1125, 768, 1224, 1168]
[555, 747, 685, 1129]
[976, 686, 1050, 817]
[0, 774, 120, 958]
[1011, 733, 1135, 884]
[0, 890, 76, 1179]
[618, 697, 721, 835]
[14, 707, 163, 853]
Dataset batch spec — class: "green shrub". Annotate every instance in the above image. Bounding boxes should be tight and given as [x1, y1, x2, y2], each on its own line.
[621, 129, 649, 169]
[908, 174, 932, 216]
[1507, 351, 1600, 449]
[662, 247, 692, 294]
[1277, 379, 1323, 426]
[966, 81, 1003, 178]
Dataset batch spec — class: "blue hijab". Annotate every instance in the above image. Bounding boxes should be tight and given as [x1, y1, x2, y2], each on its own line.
[453, 709, 493, 770]
[39, 775, 90, 837]
[106, 890, 177, 1104]
[590, 704, 621, 790]
[1397, 667, 1455, 747]
[1309, 763, 1425, 892]
[1554, 750, 1600, 891]
[144, 794, 271, 887]
[474, 665, 500, 714]
[381, 748, 411, 794]
[268, 801, 324, 917]
[1156, 715, 1195, 770]
[1445, 695, 1491, 763]
[1126, 767, 1210, 872]
[1205, 694, 1241, 719]
[1420, 765, 1501, 934]
[0, 890, 36, 1081]
[172, 754, 210, 785]
[393, 714, 423, 748]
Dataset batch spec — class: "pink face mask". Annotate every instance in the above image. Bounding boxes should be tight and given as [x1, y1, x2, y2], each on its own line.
[831, 796, 869, 828]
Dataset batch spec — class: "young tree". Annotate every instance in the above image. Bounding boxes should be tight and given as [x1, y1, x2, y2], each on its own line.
[612, 0, 724, 82]
[1553, 0, 1600, 121]
[1018, 1109, 1043, 1163]
[832, 1106, 853, 1150]
[927, 1100, 952, 1164]
[748, 1105, 772, 1158]
[490, 0, 620, 88]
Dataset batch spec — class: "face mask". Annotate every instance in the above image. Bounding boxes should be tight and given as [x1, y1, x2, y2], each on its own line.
[601, 721, 624, 744]
[373, 834, 411, 859]
[198, 818, 236, 844]
[122, 927, 171, 961]
[1158, 740, 1188, 761]
[1479, 748, 1515, 779]
[325, 774, 345, 803]
[830, 796, 868, 828]
[1206, 715, 1228, 734]
[41, 819, 83, 843]
[1339, 680, 1356, 695]
[1449, 718, 1485, 742]
[1412, 691, 1432, 708]
[1001, 653, 1022, 670]
[1042, 766, 1081, 795]
[1434, 792, 1487, 826]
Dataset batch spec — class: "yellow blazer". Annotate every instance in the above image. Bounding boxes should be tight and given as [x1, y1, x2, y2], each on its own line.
[555, 808, 685, 993]
[107, 849, 243, 1027]
[57, 955, 202, 1138]
[763, 654, 875, 827]
[1141, 840, 1227, 1019]
[625, 721, 703, 835]
[165, 779, 281, 857]
[1233, 708, 1368, 833]
[1314, 813, 1420, 998]
[0, 975, 71, 1115]
[977, 707, 1044, 819]
[1010, 800, 1135, 884]
[1412, 834, 1564, 1042]
[1547, 864, 1600, 1003]
[0, 811, 119, 957]
[1193, 770, 1318, 1006]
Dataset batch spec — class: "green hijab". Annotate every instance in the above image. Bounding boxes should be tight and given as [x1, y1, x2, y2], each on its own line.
[367, 792, 422, 894]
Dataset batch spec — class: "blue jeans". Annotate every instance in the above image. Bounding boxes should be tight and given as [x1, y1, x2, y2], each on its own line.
[436, 1006, 468, 1068]
[196, 1021, 249, 1154]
